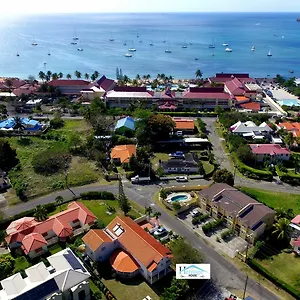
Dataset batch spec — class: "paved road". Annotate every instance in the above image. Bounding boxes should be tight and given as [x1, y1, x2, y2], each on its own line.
[4, 181, 278, 300]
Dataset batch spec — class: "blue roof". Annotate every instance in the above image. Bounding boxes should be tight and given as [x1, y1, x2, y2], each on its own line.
[0, 117, 40, 130]
[115, 116, 135, 131]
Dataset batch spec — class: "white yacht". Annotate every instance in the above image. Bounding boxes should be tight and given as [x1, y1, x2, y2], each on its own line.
[165, 49, 172, 53]
[124, 53, 132, 57]
[73, 29, 79, 41]
[251, 46, 255, 51]
[267, 50, 272, 57]
[225, 47, 232, 52]
[31, 37, 38, 46]
[77, 48, 83, 51]
[182, 44, 187, 48]
[223, 43, 228, 46]
[128, 48, 136, 52]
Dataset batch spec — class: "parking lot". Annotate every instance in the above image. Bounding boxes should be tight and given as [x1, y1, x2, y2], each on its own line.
[178, 208, 248, 258]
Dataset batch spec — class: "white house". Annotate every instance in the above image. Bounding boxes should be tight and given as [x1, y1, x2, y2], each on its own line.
[83, 216, 172, 284]
[0, 248, 91, 300]
[230, 121, 273, 138]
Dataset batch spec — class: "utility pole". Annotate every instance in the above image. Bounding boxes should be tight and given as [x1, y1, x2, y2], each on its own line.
[242, 275, 249, 299]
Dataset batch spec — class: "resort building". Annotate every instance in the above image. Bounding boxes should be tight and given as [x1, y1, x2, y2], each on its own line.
[208, 73, 256, 85]
[48, 79, 90, 95]
[249, 144, 291, 162]
[104, 86, 154, 108]
[172, 117, 195, 134]
[230, 121, 273, 139]
[5, 202, 96, 259]
[110, 144, 136, 164]
[0, 248, 91, 300]
[198, 183, 275, 243]
[82, 216, 172, 284]
[161, 153, 199, 174]
[115, 116, 135, 132]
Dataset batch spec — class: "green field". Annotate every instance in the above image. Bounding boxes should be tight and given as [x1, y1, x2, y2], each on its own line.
[238, 187, 300, 214]
[7, 120, 101, 202]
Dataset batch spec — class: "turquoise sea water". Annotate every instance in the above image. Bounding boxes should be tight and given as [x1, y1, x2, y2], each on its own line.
[0, 13, 300, 79]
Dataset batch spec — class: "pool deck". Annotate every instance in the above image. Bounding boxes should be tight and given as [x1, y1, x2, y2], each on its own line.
[270, 87, 298, 100]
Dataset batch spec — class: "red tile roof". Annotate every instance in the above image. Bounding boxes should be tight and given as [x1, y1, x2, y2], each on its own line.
[110, 249, 139, 273]
[182, 87, 231, 100]
[291, 215, 300, 225]
[48, 80, 90, 87]
[94, 76, 115, 91]
[22, 233, 47, 254]
[82, 229, 112, 251]
[173, 118, 195, 130]
[250, 144, 290, 155]
[240, 102, 261, 111]
[111, 144, 136, 163]
[225, 78, 248, 96]
[278, 122, 300, 137]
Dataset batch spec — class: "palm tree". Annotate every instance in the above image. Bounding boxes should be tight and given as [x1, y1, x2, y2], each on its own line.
[66, 74, 72, 80]
[153, 211, 161, 220]
[34, 205, 48, 222]
[46, 70, 52, 81]
[93, 71, 99, 80]
[169, 75, 173, 82]
[123, 75, 129, 84]
[160, 73, 166, 81]
[145, 206, 153, 216]
[55, 195, 64, 211]
[157, 73, 161, 80]
[142, 75, 147, 80]
[195, 69, 203, 79]
[272, 218, 292, 240]
[84, 73, 90, 80]
[136, 74, 140, 80]
[38, 71, 46, 82]
[74, 70, 81, 79]
[52, 73, 59, 80]
[146, 74, 151, 80]
[58, 72, 64, 79]
[284, 132, 294, 149]
[13, 116, 25, 133]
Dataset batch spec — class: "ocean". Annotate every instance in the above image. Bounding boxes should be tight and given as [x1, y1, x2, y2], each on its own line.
[0, 12, 299, 80]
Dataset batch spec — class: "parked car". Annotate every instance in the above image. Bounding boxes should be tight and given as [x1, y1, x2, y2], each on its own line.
[176, 131, 183, 136]
[176, 176, 188, 182]
[154, 227, 168, 237]
[191, 208, 201, 217]
[169, 151, 185, 158]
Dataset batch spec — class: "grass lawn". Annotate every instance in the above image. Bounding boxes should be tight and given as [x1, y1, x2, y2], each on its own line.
[49, 243, 63, 255]
[102, 276, 159, 300]
[89, 280, 103, 295]
[14, 256, 31, 273]
[202, 160, 214, 175]
[254, 252, 300, 292]
[238, 187, 300, 214]
[7, 120, 101, 201]
[151, 153, 170, 170]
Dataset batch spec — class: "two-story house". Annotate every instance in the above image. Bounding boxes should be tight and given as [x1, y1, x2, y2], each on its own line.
[83, 216, 172, 284]
[198, 183, 275, 243]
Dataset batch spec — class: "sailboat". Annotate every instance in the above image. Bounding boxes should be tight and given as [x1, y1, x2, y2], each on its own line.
[212, 49, 215, 56]
[267, 50, 272, 57]
[31, 37, 38, 46]
[251, 46, 255, 51]
[128, 41, 136, 52]
[109, 34, 114, 42]
[165, 44, 172, 53]
[48, 50, 51, 56]
[182, 41, 187, 48]
[208, 39, 215, 48]
[73, 29, 79, 41]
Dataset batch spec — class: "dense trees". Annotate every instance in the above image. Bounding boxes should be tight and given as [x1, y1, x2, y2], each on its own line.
[160, 278, 189, 300]
[272, 218, 292, 240]
[0, 139, 18, 171]
[34, 205, 48, 221]
[236, 144, 253, 164]
[55, 195, 65, 211]
[0, 256, 15, 280]
[212, 169, 234, 186]
[50, 114, 65, 129]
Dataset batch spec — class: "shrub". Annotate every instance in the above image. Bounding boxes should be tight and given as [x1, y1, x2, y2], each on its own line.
[80, 191, 115, 200]
[50, 116, 64, 129]
[192, 214, 209, 225]
[221, 229, 234, 240]
[276, 166, 300, 185]
[202, 218, 224, 234]
[32, 151, 71, 175]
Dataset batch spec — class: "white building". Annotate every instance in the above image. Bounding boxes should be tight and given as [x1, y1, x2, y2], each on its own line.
[230, 121, 273, 138]
[0, 248, 91, 300]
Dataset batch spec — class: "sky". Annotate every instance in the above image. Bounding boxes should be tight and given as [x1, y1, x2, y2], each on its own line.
[1, 0, 300, 14]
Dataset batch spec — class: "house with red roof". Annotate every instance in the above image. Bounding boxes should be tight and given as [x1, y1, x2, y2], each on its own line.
[290, 215, 300, 255]
[6, 202, 96, 259]
[250, 144, 291, 162]
[82, 216, 172, 284]
[48, 79, 90, 95]
[278, 122, 300, 138]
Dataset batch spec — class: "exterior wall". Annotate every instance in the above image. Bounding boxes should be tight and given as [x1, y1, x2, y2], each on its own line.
[181, 98, 231, 109]
[253, 153, 290, 162]
[28, 245, 48, 259]
[260, 212, 276, 230]
[86, 240, 118, 262]
[57, 86, 88, 95]
[82, 91, 105, 101]
[8, 241, 22, 249]
[163, 166, 199, 174]
[42, 229, 56, 240]
[71, 281, 91, 300]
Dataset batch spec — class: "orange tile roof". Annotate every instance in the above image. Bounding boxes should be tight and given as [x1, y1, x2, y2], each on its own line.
[82, 229, 112, 251]
[110, 249, 139, 273]
[111, 144, 136, 163]
[240, 102, 260, 111]
[106, 216, 171, 268]
[279, 122, 298, 131]
[173, 119, 195, 130]
[147, 261, 158, 272]
[22, 233, 47, 254]
[6, 217, 38, 235]
[235, 96, 249, 103]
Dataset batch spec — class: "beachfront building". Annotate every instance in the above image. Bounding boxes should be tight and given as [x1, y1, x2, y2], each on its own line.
[110, 144, 136, 164]
[249, 144, 291, 162]
[48, 79, 90, 95]
[5, 202, 96, 258]
[82, 216, 172, 284]
[0, 248, 91, 300]
[104, 86, 154, 108]
[0, 117, 45, 134]
[198, 183, 275, 243]
[172, 117, 195, 134]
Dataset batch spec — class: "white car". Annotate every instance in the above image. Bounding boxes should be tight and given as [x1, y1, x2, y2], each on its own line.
[154, 227, 168, 237]
[176, 176, 188, 182]
[191, 208, 201, 217]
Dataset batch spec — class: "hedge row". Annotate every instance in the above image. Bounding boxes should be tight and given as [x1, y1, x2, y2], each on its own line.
[80, 191, 115, 200]
[247, 259, 300, 299]
[232, 153, 273, 181]
[276, 166, 300, 185]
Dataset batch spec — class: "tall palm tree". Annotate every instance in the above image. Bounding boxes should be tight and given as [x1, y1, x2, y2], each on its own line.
[153, 211, 161, 220]
[93, 71, 99, 80]
[123, 75, 129, 84]
[284, 132, 295, 149]
[58, 72, 64, 79]
[66, 74, 72, 80]
[34, 205, 48, 222]
[13, 116, 25, 133]
[142, 75, 147, 80]
[46, 70, 52, 82]
[74, 70, 81, 79]
[52, 73, 59, 80]
[136, 74, 140, 80]
[84, 73, 90, 80]
[195, 69, 203, 79]
[55, 195, 64, 211]
[145, 206, 153, 216]
[272, 218, 292, 240]
[38, 71, 46, 82]
[146, 74, 151, 80]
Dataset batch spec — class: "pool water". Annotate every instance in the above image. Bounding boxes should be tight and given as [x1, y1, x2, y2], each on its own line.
[278, 99, 300, 107]
[171, 195, 188, 202]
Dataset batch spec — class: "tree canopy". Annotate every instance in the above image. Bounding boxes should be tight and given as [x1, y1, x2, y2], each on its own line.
[0, 139, 18, 171]
[212, 169, 234, 186]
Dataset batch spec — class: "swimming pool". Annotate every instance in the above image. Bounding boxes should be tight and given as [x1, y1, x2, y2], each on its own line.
[278, 99, 300, 106]
[171, 194, 189, 202]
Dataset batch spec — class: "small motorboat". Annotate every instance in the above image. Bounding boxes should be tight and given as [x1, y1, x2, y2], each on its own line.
[209, 44, 215, 49]
[223, 43, 228, 46]
[128, 48, 136, 52]
[16, 53, 20, 57]
[182, 44, 187, 49]
[124, 53, 132, 57]
[251, 46, 255, 51]
[149, 41, 154, 46]
[77, 48, 83, 51]
[289, 70, 294, 74]
[225, 47, 232, 52]
[195, 58, 199, 61]
[71, 42, 77, 45]
[165, 49, 172, 53]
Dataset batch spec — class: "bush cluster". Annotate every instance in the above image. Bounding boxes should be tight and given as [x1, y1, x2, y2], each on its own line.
[276, 166, 300, 185]
[202, 218, 224, 234]
[80, 191, 115, 200]
[32, 150, 71, 175]
[220, 229, 234, 240]
[192, 214, 209, 225]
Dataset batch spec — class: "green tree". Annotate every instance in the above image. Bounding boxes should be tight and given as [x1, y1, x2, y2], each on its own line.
[66, 73, 72, 79]
[214, 105, 224, 115]
[160, 189, 168, 200]
[169, 236, 204, 266]
[284, 131, 295, 149]
[84, 73, 90, 80]
[236, 144, 253, 164]
[135, 74, 140, 80]
[38, 71, 46, 81]
[118, 178, 131, 215]
[195, 69, 203, 79]
[46, 70, 52, 81]
[145, 206, 153, 216]
[272, 218, 292, 240]
[50, 114, 65, 129]
[153, 211, 161, 220]
[58, 72, 63, 79]
[0, 140, 17, 171]
[55, 195, 64, 211]
[212, 169, 234, 186]
[52, 73, 59, 80]
[13, 116, 25, 133]
[34, 205, 48, 221]
[172, 202, 181, 211]
[74, 70, 82, 79]
[93, 71, 99, 80]
[160, 277, 189, 300]
[198, 161, 205, 175]
[0, 255, 15, 281]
